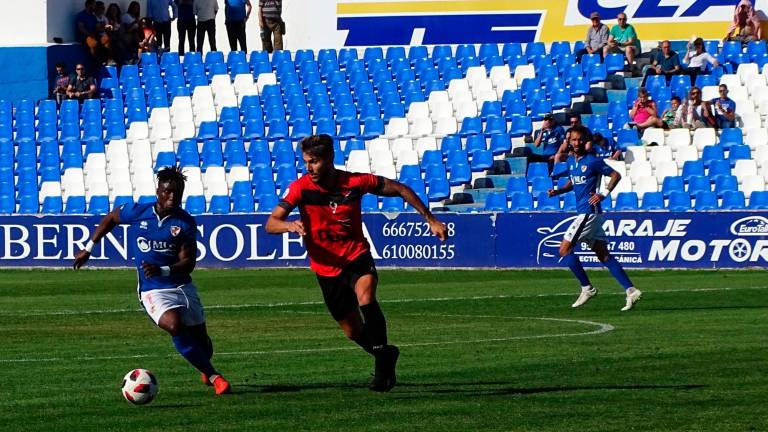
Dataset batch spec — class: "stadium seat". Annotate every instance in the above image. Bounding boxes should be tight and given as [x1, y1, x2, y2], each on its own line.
[749, 191, 768, 209]
[667, 191, 691, 211]
[614, 192, 639, 210]
[509, 192, 533, 211]
[720, 190, 746, 209]
[535, 192, 560, 211]
[640, 192, 664, 210]
[694, 191, 718, 211]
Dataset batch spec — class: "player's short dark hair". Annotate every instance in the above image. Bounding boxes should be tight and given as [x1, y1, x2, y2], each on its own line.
[671, 96, 681, 103]
[300, 134, 335, 160]
[568, 124, 590, 142]
[156, 166, 187, 189]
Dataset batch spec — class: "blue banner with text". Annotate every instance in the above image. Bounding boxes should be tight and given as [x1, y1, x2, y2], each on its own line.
[0, 212, 765, 269]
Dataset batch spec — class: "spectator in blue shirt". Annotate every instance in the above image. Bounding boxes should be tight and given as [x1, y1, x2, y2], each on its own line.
[592, 132, 622, 160]
[530, 113, 566, 163]
[641, 40, 682, 87]
[711, 84, 737, 129]
[225, 0, 253, 52]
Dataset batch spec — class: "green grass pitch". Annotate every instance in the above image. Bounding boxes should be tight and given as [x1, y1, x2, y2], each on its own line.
[0, 269, 765, 431]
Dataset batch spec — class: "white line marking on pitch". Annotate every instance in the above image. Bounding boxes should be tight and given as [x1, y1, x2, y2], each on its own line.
[0, 315, 613, 364]
[0, 286, 764, 317]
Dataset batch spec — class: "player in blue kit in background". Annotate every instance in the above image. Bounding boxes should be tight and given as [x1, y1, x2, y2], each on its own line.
[73, 167, 231, 395]
[547, 125, 642, 311]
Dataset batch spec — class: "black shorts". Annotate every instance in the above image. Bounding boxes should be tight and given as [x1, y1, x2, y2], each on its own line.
[316, 253, 378, 321]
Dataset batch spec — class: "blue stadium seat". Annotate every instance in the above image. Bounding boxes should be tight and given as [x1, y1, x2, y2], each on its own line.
[484, 191, 508, 212]
[641, 192, 664, 210]
[256, 194, 279, 212]
[530, 177, 553, 195]
[527, 162, 549, 179]
[489, 133, 511, 155]
[749, 191, 768, 209]
[694, 191, 718, 211]
[380, 196, 405, 212]
[470, 150, 493, 172]
[728, 145, 751, 165]
[208, 195, 231, 214]
[361, 194, 379, 212]
[562, 192, 577, 211]
[185, 195, 206, 215]
[536, 192, 560, 211]
[707, 159, 731, 180]
[667, 191, 691, 211]
[505, 176, 529, 196]
[509, 116, 532, 137]
[720, 190, 745, 209]
[360, 118, 384, 140]
[687, 175, 712, 195]
[509, 192, 533, 211]
[41, 196, 62, 214]
[614, 192, 639, 210]
[661, 176, 685, 197]
[616, 129, 640, 149]
[427, 177, 450, 201]
[719, 128, 743, 149]
[714, 175, 738, 196]
[681, 160, 705, 183]
[155, 152, 177, 171]
[113, 196, 134, 209]
[399, 165, 421, 183]
[605, 53, 625, 74]
[64, 196, 87, 214]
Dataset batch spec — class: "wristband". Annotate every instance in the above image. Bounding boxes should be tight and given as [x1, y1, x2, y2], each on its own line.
[160, 266, 171, 277]
[84, 240, 96, 253]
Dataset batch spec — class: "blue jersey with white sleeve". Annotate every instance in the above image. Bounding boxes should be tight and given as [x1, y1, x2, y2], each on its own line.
[568, 153, 615, 214]
[119, 203, 197, 292]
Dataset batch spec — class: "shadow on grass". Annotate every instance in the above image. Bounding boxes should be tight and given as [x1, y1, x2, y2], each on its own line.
[644, 305, 768, 311]
[391, 382, 706, 398]
[228, 382, 706, 397]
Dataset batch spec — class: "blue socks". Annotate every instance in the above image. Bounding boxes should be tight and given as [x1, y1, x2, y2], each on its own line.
[562, 253, 591, 287]
[172, 332, 217, 376]
[603, 256, 634, 290]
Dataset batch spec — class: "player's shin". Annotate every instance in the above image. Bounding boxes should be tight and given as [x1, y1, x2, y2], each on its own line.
[172, 331, 217, 377]
[603, 255, 634, 290]
[351, 324, 375, 354]
[562, 253, 592, 287]
[360, 301, 388, 355]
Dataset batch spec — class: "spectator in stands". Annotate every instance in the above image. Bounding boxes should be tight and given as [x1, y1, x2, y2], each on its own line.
[176, 0, 196, 54]
[576, 12, 609, 63]
[259, 0, 284, 53]
[52, 63, 72, 106]
[725, 0, 762, 45]
[226, 0, 252, 52]
[105, 3, 128, 65]
[629, 88, 660, 132]
[147, 0, 177, 53]
[91, 1, 116, 65]
[138, 17, 159, 59]
[677, 87, 716, 129]
[531, 113, 566, 163]
[66, 64, 97, 103]
[195, 0, 219, 53]
[121, 1, 141, 63]
[660, 96, 682, 129]
[75, 0, 108, 64]
[641, 40, 681, 87]
[683, 37, 720, 84]
[711, 84, 737, 129]
[592, 132, 621, 160]
[605, 12, 641, 66]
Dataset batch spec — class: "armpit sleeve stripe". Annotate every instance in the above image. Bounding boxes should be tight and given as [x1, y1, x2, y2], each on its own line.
[277, 200, 295, 211]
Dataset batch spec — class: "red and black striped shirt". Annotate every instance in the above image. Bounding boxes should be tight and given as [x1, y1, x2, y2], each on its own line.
[279, 171, 383, 277]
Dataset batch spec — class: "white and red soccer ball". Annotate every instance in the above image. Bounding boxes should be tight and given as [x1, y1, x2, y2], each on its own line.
[121, 369, 158, 405]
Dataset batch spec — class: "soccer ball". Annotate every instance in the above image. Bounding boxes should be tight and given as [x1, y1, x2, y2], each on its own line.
[121, 369, 158, 405]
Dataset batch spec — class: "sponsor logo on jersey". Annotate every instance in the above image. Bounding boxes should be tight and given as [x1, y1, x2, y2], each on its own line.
[137, 237, 174, 253]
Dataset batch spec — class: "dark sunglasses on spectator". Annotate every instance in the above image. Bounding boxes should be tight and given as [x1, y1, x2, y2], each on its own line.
[617, 17, 626, 21]
[76, 67, 84, 70]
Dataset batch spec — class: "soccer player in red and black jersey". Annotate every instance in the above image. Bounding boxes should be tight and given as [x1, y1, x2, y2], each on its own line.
[266, 134, 448, 392]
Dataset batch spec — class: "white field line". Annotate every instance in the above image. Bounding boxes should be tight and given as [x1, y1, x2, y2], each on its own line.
[0, 315, 613, 364]
[1, 285, 765, 317]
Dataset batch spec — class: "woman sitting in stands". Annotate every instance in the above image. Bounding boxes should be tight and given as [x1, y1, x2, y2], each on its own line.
[628, 88, 660, 132]
[724, 0, 762, 45]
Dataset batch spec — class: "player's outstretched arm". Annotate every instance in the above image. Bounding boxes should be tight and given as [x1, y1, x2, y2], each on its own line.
[548, 179, 573, 197]
[376, 178, 448, 241]
[73, 207, 122, 269]
[265, 205, 306, 236]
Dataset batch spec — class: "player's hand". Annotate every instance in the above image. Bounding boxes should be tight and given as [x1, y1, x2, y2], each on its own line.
[547, 188, 557, 198]
[428, 217, 448, 241]
[588, 193, 605, 205]
[141, 261, 161, 279]
[286, 220, 306, 236]
[73, 250, 91, 270]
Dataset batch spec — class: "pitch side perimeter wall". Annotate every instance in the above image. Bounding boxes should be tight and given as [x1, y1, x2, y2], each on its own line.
[0, 212, 765, 269]
[0, 0, 757, 102]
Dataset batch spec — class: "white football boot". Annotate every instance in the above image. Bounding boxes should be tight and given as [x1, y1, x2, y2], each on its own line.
[621, 287, 642, 311]
[571, 286, 597, 308]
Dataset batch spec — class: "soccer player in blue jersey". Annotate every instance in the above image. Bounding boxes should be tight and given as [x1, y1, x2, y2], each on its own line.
[73, 167, 231, 394]
[547, 125, 642, 311]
